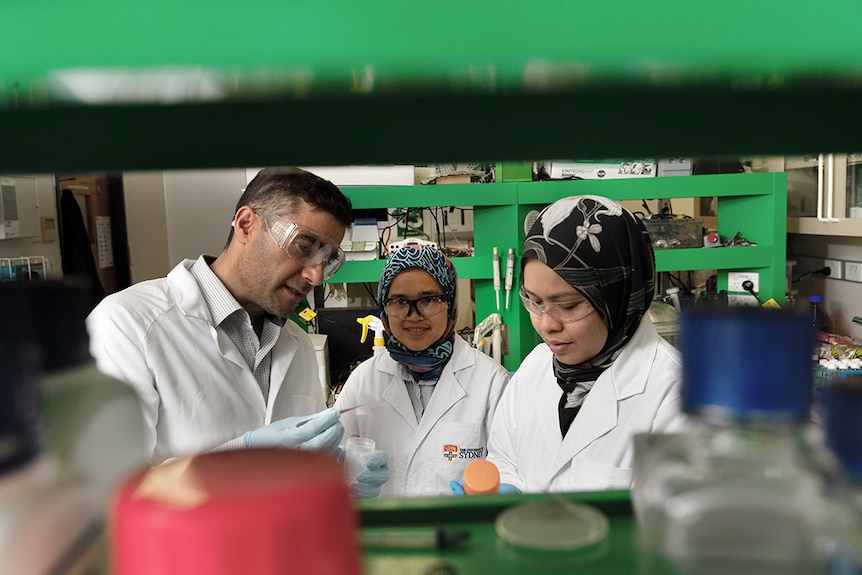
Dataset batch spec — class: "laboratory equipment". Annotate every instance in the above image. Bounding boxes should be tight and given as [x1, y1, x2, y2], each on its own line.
[345, 436, 376, 484]
[492, 246, 501, 310]
[473, 312, 504, 364]
[111, 448, 362, 575]
[633, 307, 833, 575]
[356, 314, 386, 356]
[809, 294, 835, 334]
[495, 499, 609, 568]
[505, 247, 515, 309]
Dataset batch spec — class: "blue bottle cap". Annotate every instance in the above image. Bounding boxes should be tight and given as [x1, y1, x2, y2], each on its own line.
[680, 307, 814, 419]
[809, 294, 824, 304]
[822, 384, 862, 480]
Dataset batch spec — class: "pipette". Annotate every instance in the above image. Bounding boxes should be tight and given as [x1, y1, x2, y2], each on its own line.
[492, 246, 501, 311]
[504, 247, 515, 309]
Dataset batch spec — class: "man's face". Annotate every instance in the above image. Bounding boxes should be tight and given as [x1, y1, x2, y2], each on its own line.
[240, 200, 346, 319]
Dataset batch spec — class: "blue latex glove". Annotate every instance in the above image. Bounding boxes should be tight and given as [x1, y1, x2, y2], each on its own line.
[244, 408, 344, 451]
[349, 449, 390, 498]
[449, 478, 521, 496]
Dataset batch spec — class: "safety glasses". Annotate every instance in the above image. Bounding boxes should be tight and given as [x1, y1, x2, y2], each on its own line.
[383, 294, 449, 320]
[262, 212, 345, 280]
[519, 288, 595, 324]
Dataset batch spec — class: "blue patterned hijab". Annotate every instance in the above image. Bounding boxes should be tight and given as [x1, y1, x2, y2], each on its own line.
[378, 247, 458, 381]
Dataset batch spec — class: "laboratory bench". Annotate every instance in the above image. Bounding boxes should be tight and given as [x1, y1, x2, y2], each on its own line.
[357, 490, 638, 575]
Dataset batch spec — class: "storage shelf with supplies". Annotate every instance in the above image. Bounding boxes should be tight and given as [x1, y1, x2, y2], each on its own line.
[330, 171, 787, 370]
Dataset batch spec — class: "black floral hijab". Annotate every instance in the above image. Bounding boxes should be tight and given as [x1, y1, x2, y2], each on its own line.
[522, 195, 656, 436]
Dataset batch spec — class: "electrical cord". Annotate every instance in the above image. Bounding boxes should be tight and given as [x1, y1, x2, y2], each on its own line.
[792, 266, 831, 283]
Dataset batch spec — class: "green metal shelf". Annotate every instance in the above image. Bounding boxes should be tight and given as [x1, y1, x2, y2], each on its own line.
[333, 172, 787, 369]
[4, 2, 862, 172]
[330, 257, 490, 284]
[655, 246, 774, 273]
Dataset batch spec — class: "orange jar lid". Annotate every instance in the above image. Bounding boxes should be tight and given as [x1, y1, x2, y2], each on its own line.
[463, 459, 501, 495]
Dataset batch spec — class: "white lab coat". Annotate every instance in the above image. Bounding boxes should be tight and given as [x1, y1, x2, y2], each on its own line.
[86, 257, 326, 464]
[487, 316, 685, 493]
[335, 336, 510, 497]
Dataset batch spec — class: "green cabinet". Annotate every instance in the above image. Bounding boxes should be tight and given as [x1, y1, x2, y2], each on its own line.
[330, 172, 787, 371]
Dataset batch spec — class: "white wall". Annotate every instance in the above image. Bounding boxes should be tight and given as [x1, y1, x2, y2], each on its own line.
[122, 172, 170, 283]
[163, 169, 247, 268]
[787, 233, 862, 339]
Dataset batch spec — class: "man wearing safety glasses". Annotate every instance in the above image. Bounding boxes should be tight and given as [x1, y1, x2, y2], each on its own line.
[87, 167, 389, 496]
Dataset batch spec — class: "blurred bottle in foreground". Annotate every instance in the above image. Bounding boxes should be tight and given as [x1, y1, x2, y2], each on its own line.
[821, 383, 862, 574]
[633, 307, 834, 575]
[0, 284, 100, 575]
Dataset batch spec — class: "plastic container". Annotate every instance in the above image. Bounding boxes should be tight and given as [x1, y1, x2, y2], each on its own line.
[345, 436, 376, 482]
[462, 459, 500, 495]
[633, 307, 834, 575]
[495, 499, 609, 568]
[641, 217, 704, 249]
[111, 449, 362, 575]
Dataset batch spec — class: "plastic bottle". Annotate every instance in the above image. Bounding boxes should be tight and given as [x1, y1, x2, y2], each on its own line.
[462, 459, 500, 495]
[19, 281, 149, 514]
[810, 294, 835, 334]
[632, 307, 834, 575]
[0, 284, 99, 575]
[357, 315, 387, 356]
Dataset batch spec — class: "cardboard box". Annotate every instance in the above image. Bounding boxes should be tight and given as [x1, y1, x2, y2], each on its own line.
[549, 160, 656, 180]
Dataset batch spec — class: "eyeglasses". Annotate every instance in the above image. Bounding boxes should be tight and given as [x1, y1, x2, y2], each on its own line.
[519, 289, 595, 324]
[262, 212, 345, 280]
[383, 295, 449, 320]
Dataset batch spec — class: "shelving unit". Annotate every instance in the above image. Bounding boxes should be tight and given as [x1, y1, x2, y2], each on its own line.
[330, 171, 787, 370]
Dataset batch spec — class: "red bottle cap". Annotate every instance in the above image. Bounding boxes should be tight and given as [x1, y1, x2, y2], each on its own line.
[110, 449, 361, 575]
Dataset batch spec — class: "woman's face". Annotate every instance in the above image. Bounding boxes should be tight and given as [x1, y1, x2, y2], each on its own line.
[522, 259, 608, 365]
[385, 268, 449, 352]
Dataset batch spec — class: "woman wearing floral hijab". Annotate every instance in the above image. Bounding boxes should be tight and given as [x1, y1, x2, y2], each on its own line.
[335, 246, 510, 497]
[483, 195, 684, 493]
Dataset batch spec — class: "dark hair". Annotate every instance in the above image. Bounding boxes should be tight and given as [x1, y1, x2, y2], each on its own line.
[225, 167, 353, 246]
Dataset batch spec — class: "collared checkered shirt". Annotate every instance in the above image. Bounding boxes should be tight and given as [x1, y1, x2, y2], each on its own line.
[190, 257, 286, 403]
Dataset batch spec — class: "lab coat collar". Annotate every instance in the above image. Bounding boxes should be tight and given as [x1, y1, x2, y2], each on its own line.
[547, 317, 661, 474]
[168, 258, 215, 323]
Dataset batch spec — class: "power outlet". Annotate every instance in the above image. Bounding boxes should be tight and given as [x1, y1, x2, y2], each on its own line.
[728, 272, 760, 293]
[825, 259, 843, 280]
[846, 261, 862, 283]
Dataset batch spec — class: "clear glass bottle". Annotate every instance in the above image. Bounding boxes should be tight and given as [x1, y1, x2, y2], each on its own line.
[633, 307, 833, 575]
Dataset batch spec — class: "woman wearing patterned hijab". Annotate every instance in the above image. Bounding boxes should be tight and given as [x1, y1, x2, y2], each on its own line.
[335, 246, 510, 497]
[484, 195, 685, 494]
